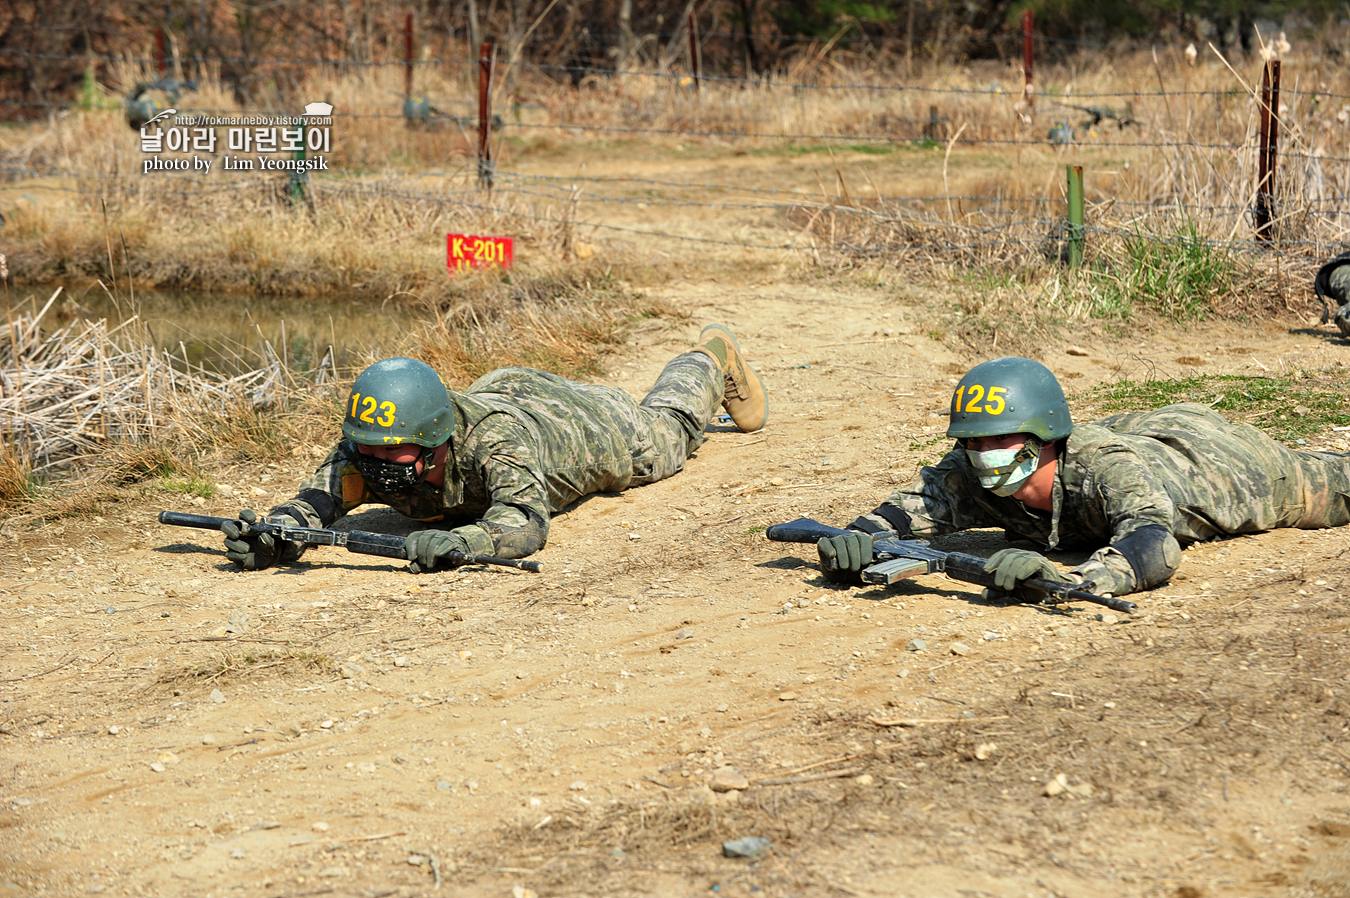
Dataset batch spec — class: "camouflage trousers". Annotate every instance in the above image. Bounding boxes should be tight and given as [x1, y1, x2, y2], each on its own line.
[627, 351, 724, 484]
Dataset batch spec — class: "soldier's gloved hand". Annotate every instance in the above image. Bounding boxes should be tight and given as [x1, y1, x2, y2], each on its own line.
[406, 530, 473, 574]
[221, 509, 302, 570]
[982, 548, 1069, 600]
[817, 531, 874, 584]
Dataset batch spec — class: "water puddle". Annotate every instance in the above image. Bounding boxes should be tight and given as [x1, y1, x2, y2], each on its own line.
[6, 284, 416, 375]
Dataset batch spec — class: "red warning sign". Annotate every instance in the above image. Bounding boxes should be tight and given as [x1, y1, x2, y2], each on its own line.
[447, 233, 513, 272]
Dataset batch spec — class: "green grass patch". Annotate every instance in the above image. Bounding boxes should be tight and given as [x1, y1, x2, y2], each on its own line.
[752, 142, 901, 157]
[1082, 222, 1238, 322]
[1092, 374, 1350, 444]
[744, 525, 767, 536]
[908, 434, 948, 452]
[161, 476, 217, 499]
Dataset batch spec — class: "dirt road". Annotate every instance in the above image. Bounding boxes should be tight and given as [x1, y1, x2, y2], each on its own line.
[4, 243, 1350, 896]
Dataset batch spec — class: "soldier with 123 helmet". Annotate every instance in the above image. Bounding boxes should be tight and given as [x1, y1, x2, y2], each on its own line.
[220, 325, 767, 573]
[817, 357, 1350, 601]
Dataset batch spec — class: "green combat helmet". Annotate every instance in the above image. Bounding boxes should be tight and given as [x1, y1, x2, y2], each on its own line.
[343, 358, 456, 495]
[946, 357, 1073, 442]
[343, 357, 455, 448]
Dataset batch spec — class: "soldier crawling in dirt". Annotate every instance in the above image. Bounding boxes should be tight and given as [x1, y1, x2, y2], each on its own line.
[219, 325, 767, 572]
[815, 357, 1350, 601]
[1315, 251, 1350, 338]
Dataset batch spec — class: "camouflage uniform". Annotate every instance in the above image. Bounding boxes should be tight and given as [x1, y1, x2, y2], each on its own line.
[1315, 251, 1350, 338]
[275, 353, 723, 559]
[854, 404, 1350, 597]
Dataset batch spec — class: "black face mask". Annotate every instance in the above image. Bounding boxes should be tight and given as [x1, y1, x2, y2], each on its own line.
[355, 448, 428, 495]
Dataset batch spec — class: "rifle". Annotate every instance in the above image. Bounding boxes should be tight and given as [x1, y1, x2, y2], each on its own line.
[158, 511, 543, 573]
[765, 517, 1136, 615]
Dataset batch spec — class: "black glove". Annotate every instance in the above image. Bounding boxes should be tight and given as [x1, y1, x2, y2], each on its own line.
[816, 531, 874, 584]
[221, 509, 302, 570]
[982, 548, 1068, 600]
[406, 530, 473, 574]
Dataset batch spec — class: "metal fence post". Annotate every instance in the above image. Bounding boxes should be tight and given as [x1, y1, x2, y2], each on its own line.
[1255, 59, 1280, 242]
[289, 121, 307, 205]
[404, 13, 414, 102]
[687, 11, 701, 92]
[1021, 10, 1033, 112]
[155, 27, 167, 77]
[1066, 164, 1085, 267]
[477, 41, 495, 188]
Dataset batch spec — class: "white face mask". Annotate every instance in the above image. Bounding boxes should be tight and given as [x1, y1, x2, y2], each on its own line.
[966, 438, 1042, 497]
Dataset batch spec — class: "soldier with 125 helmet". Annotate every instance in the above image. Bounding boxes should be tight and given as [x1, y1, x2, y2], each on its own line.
[816, 357, 1350, 601]
[221, 324, 768, 573]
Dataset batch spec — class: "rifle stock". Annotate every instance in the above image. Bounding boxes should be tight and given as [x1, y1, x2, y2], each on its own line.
[766, 517, 1136, 615]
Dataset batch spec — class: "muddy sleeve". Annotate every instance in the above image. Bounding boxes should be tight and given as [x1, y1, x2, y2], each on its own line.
[448, 437, 552, 560]
[270, 445, 372, 530]
[858, 446, 995, 537]
[1069, 445, 1182, 596]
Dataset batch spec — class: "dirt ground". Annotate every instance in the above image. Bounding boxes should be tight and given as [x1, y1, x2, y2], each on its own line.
[4, 146, 1350, 898]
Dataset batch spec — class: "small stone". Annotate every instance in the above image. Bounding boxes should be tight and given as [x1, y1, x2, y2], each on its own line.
[1066, 346, 1089, 357]
[906, 639, 927, 652]
[231, 848, 245, 859]
[406, 855, 426, 866]
[319, 720, 334, 729]
[107, 726, 119, 735]
[674, 628, 693, 640]
[201, 733, 217, 745]
[974, 742, 997, 761]
[1294, 405, 1312, 416]
[436, 781, 453, 790]
[627, 532, 641, 540]
[1044, 774, 1067, 797]
[339, 662, 364, 680]
[512, 888, 538, 898]
[157, 752, 179, 765]
[710, 767, 750, 792]
[149, 762, 166, 773]
[723, 836, 771, 858]
[896, 668, 911, 678]
[1096, 613, 1119, 624]
[854, 774, 874, 786]
[950, 642, 971, 656]
[312, 822, 329, 832]
[209, 689, 226, 704]
[394, 656, 411, 668]
[569, 780, 587, 791]
[11, 797, 31, 807]
[777, 691, 798, 701]
[716, 703, 729, 713]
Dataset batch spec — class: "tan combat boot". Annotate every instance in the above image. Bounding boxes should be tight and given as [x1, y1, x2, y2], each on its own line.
[692, 324, 768, 432]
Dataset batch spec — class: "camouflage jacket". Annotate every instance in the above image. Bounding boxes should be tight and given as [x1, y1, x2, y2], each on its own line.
[277, 368, 668, 559]
[856, 404, 1350, 596]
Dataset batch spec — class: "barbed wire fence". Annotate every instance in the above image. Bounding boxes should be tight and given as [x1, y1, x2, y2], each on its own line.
[2, 34, 1349, 281]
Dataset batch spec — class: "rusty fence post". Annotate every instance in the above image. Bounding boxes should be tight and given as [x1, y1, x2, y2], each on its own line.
[688, 11, 701, 92]
[1255, 59, 1280, 242]
[405, 13, 414, 101]
[1022, 9, 1034, 111]
[477, 41, 495, 188]
[155, 27, 168, 77]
